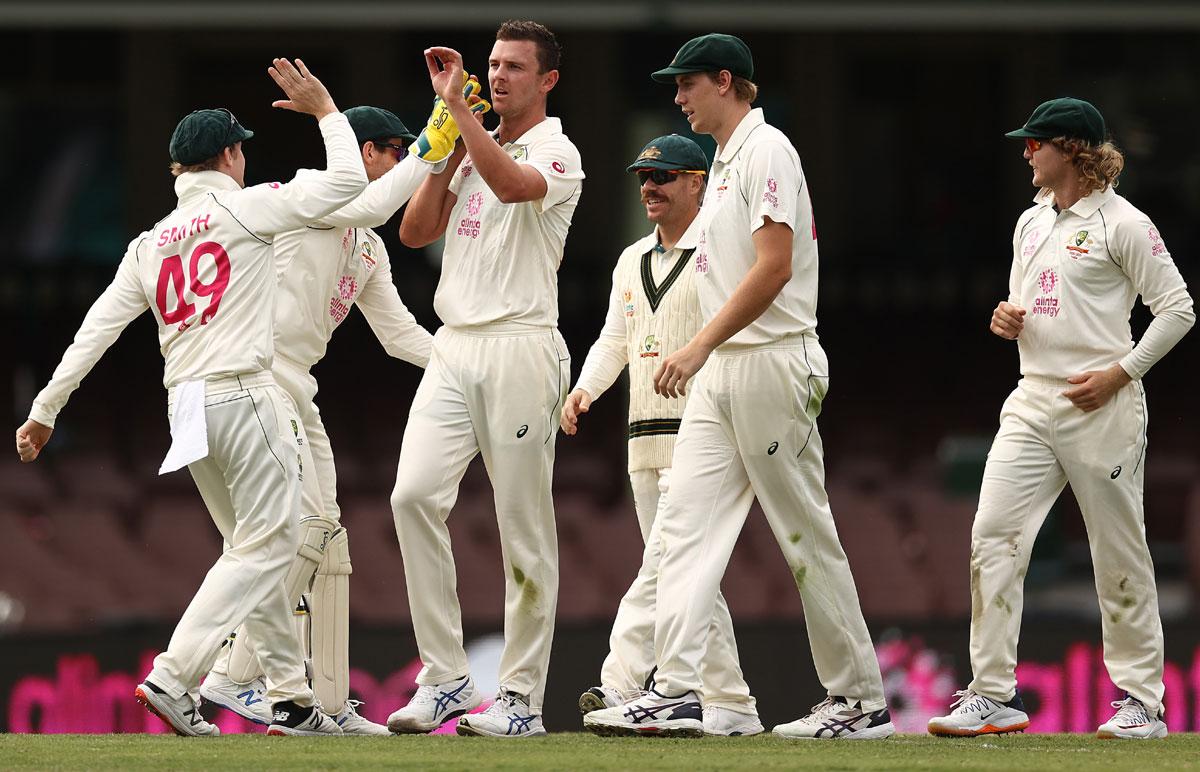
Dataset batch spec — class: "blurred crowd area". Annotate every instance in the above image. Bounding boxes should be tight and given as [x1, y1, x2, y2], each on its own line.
[2, 8, 1199, 634]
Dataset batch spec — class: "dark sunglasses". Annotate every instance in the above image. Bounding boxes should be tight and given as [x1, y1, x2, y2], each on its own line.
[636, 168, 704, 186]
[374, 141, 408, 160]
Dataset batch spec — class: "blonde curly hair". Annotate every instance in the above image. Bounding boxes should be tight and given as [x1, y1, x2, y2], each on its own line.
[1046, 136, 1125, 197]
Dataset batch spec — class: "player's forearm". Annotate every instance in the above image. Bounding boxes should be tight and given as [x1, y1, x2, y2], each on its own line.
[448, 101, 539, 203]
[695, 256, 791, 351]
[305, 113, 369, 217]
[575, 338, 627, 402]
[321, 156, 439, 229]
[399, 160, 459, 247]
[1118, 303, 1195, 380]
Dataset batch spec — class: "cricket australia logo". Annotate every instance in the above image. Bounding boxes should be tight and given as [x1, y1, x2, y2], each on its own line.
[458, 192, 483, 239]
[639, 334, 661, 358]
[361, 241, 377, 270]
[1032, 268, 1060, 318]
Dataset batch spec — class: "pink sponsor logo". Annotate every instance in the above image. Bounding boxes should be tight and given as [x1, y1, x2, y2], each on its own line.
[337, 275, 358, 301]
[551, 160, 566, 174]
[1149, 227, 1167, 257]
[762, 177, 779, 209]
[1023, 229, 1041, 258]
[1038, 268, 1057, 294]
[457, 192, 484, 239]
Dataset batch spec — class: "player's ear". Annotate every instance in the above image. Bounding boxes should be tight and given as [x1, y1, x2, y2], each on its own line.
[540, 68, 559, 94]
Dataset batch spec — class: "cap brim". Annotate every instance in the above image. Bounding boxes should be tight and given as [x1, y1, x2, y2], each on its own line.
[1004, 127, 1048, 140]
[232, 126, 254, 143]
[651, 65, 701, 83]
[626, 160, 705, 173]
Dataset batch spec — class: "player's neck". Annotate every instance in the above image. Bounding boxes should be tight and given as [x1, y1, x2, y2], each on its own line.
[497, 104, 548, 145]
[1049, 175, 1085, 211]
[712, 102, 753, 151]
[656, 207, 698, 251]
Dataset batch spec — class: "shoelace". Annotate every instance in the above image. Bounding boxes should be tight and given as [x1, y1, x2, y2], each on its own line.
[949, 690, 989, 714]
[801, 697, 844, 723]
[1109, 698, 1149, 725]
[407, 685, 440, 706]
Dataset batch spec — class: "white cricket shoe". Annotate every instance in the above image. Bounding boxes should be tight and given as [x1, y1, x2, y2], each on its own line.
[266, 700, 345, 736]
[773, 696, 895, 740]
[134, 681, 220, 737]
[387, 676, 482, 734]
[578, 685, 640, 715]
[584, 689, 704, 738]
[927, 689, 1029, 737]
[703, 705, 764, 736]
[199, 672, 272, 725]
[1096, 695, 1167, 740]
[333, 700, 391, 736]
[457, 691, 547, 737]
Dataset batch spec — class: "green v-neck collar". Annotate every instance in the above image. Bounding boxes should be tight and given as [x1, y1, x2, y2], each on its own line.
[641, 246, 694, 313]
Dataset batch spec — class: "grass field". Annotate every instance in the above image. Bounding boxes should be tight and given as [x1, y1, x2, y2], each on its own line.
[2, 733, 1199, 770]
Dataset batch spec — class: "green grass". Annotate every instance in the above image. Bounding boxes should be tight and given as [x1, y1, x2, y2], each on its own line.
[2, 733, 1199, 770]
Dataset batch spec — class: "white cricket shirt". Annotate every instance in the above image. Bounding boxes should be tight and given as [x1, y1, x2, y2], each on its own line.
[1010, 187, 1193, 380]
[695, 108, 818, 348]
[273, 158, 436, 370]
[436, 117, 584, 328]
[29, 113, 366, 428]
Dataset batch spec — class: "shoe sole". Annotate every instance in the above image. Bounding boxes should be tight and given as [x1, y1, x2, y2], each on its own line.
[455, 722, 548, 738]
[387, 707, 474, 734]
[929, 720, 1029, 738]
[585, 720, 704, 739]
[266, 726, 344, 736]
[134, 686, 218, 737]
[703, 727, 765, 737]
[199, 692, 271, 725]
[578, 692, 609, 715]
[774, 722, 896, 741]
[1096, 726, 1168, 740]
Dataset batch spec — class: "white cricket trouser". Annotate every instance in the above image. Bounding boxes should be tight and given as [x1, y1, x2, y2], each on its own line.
[969, 376, 1163, 714]
[274, 357, 338, 524]
[391, 324, 569, 713]
[600, 466, 756, 712]
[652, 336, 886, 710]
[149, 372, 313, 706]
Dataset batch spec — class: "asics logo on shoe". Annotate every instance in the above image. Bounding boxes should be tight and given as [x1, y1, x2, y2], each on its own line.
[434, 680, 470, 715]
[238, 689, 263, 706]
[507, 714, 537, 735]
[623, 701, 699, 724]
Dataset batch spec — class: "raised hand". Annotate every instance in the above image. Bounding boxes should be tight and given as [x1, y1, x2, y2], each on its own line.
[268, 58, 338, 120]
[425, 47, 467, 105]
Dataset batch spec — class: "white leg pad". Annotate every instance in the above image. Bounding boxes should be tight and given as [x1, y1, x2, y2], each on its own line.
[215, 516, 339, 686]
[310, 527, 351, 714]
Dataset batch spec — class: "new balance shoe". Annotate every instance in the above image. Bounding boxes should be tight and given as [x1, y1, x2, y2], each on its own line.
[387, 676, 482, 734]
[773, 696, 895, 740]
[266, 700, 345, 736]
[134, 681, 220, 737]
[457, 691, 547, 737]
[927, 689, 1029, 737]
[578, 685, 638, 715]
[199, 672, 272, 725]
[1096, 695, 1167, 740]
[583, 689, 704, 738]
[703, 705, 764, 736]
[333, 700, 391, 736]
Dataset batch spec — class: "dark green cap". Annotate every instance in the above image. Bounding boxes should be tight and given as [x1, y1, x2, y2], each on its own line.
[651, 33, 753, 83]
[345, 106, 416, 145]
[169, 108, 253, 165]
[1005, 97, 1106, 145]
[626, 134, 708, 173]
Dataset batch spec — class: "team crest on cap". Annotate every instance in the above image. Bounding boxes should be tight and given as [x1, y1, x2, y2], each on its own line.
[638, 146, 663, 162]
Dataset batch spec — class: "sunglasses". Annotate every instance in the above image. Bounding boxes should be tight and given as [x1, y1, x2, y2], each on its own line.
[1024, 138, 1043, 153]
[636, 169, 705, 186]
[219, 108, 240, 146]
[374, 141, 408, 160]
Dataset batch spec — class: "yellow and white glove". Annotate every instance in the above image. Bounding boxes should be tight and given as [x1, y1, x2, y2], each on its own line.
[410, 73, 491, 163]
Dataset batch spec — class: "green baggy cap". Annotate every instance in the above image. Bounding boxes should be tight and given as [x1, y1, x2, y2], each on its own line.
[626, 134, 709, 173]
[651, 33, 753, 83]
[1005, 97, 1106, 145]
[345, 106, 416, 145]
[169, 108, 254, 165]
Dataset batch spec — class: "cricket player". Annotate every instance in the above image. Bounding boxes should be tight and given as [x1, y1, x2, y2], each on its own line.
[928, 98, 1193, 740]
[385, 20, 583, 738]
[563, 134, 762, 737]
[14, 59, 366, 737]
[585, 34, 894, 740]
[198, 100, 483, 734]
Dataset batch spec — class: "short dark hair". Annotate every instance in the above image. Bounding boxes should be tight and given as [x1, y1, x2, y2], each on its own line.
[496, 19, 562, 73]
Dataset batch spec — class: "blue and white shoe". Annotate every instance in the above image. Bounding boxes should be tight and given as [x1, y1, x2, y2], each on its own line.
[457, 691, 547, 737]
[199, 672, 272, 724]
[583, 689, 704, 738]
[334, 700, 391, 736]
[773, 696, 895, 740]
[387, 676, 482, 734]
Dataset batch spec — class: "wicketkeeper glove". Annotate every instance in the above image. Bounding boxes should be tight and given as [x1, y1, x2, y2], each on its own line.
[410, 73, 491, 163]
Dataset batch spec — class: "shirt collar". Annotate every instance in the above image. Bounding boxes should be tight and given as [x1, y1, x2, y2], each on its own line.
[175, 170, 241, 201]
[716, 108, 765, 164]
[499, 116, 562, 148]
[1032, 185, 1115, 218]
